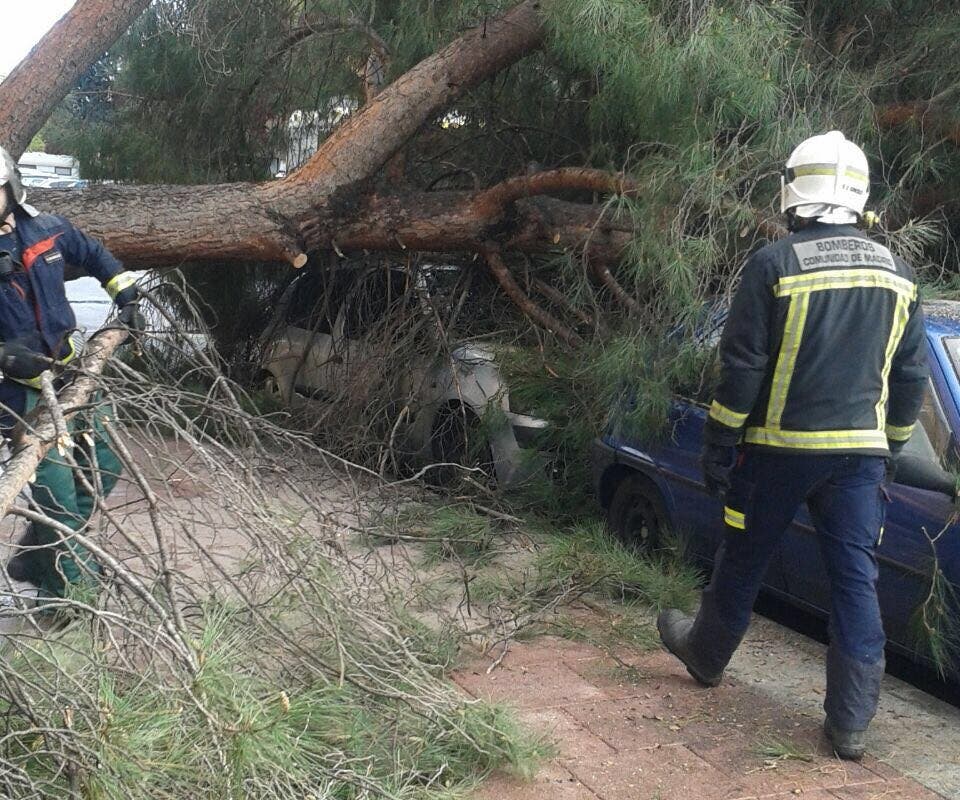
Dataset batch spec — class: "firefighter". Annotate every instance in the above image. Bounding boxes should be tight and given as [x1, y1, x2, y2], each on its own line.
[0, 145, 144, 601]
[657, 132, 928, 760]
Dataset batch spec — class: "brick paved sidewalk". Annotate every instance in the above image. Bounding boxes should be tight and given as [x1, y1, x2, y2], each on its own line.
[454, 636, 945, 800]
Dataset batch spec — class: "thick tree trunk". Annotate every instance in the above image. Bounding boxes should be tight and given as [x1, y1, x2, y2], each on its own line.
[0, 0, 152, 158]
[263, 1, 545, 206]
[32, 177, 635, 267]
[15, 1, 550, 270]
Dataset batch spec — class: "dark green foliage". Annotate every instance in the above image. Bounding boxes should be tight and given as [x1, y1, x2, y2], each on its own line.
[498, 333, 715, 519]
[1, 601, 544, 798]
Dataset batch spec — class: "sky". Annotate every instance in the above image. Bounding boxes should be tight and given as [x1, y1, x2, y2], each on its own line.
[0, 1, 76, 76]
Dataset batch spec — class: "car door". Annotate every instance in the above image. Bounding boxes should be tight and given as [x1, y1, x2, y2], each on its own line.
[277, 268, 351, 399]
[778, 368, 958, 659]
[632, 400, 789, 593]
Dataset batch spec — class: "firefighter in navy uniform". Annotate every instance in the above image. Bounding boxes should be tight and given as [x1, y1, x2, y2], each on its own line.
[0, 146, 144, 600]
[657, 132, 928, 760]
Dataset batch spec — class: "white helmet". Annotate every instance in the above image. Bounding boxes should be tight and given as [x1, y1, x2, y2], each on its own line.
[780, 131, 869, 219]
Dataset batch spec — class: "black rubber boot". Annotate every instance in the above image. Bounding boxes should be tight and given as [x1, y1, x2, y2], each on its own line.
[823, 645, 884, 760]
[823, 718, 867, 761]
[5, 524, 46, 587]
[657, 592, 743, 687]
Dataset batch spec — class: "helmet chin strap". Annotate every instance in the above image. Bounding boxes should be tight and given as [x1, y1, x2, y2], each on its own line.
[785, 210, 810, 233]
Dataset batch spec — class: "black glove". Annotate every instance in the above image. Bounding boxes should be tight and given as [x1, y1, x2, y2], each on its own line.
[701, 441, 737, 498]
[0, 342, 50, 380]
[117, 302, 146, 343]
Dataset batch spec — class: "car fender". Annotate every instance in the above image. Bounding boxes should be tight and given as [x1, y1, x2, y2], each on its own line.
[404, 344, 527, 484]
[593, 436, 677, 521]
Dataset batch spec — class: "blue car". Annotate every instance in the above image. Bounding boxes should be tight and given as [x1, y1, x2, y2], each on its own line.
[592, 300, 960, 682]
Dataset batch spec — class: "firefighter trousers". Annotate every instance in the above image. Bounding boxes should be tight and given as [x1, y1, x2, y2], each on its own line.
[8, 389, 122, 598]
[706, 449, 887, 730]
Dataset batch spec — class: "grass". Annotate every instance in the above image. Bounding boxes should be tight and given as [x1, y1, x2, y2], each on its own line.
[754, 738, 815, 764]
[0, 595, 545, 799]
[391, 504, 504, 567]
[911, 557, 960, 679]
[541, 609, 660, 653]
[530, 521, 701, 611]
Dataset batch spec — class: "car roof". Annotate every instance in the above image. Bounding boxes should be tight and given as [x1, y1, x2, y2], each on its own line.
[923, 300, 960, 337]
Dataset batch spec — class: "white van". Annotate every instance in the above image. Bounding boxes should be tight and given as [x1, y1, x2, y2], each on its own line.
[17, 152, 80, 182]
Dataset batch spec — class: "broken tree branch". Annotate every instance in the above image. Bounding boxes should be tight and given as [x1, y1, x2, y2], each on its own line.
[482, 243, 582, 347]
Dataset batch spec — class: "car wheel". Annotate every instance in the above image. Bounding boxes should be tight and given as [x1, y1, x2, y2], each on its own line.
[430, 403, 495, 485]
[607, 473, 667, 555]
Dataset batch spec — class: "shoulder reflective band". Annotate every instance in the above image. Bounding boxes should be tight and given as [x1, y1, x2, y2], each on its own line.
[724, 506, 746, 530]
[105, 272, 137, 300]
[773, 269, 916, 300]
[709, 400, 749, 429]
[744, 427, 889, 450]
[786, 164, 868, 185]
[875, 294, 911, 431]
[885, 422, 915, 442]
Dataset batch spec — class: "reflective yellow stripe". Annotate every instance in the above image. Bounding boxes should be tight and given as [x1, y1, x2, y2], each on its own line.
[14, 375, 43, 390]
[745, 427, 889, 450]
[105, 272, 137, 299]
[709, 400, 749, 429]
[885, 422, 915, 442]
[8, 339, 77, 389]
[766, 293, 810, 428]
[791, 164, 868, 183]
[724, 507, 746, 530]
[875, 294, 911, 431]
[774, 269, 916, 299]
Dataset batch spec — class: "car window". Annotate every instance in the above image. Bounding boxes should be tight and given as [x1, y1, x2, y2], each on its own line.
[342, 268, 409, 339]
[904, 379, 953, 468]
[286, 268, 353, 333]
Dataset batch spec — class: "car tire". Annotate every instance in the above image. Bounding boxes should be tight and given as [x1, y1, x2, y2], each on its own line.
[430, 402, 495, 486]
[607, 473, 668, 555]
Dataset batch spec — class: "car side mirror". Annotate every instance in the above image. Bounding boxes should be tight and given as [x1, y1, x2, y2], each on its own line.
[895, 454, 958, 497]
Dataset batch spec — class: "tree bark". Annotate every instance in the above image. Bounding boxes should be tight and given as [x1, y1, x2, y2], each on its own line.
[0, 0, 152, 158]
[262, 0, 545, 208]
[12, 1, 549, 271]
[31, 183, 635, 267]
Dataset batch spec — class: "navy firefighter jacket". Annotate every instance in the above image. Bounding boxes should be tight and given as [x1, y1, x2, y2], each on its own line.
[0, 204, 134, 421]
[705, 222, 929, 457]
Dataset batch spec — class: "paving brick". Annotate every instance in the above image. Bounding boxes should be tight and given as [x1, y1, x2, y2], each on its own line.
[689, 732, 884, 798]
[562, 696, 686, 751]
[828, 779, 949, 799]
[518, 707, 617, 762]
[565, 743, 743, 800]
[513, 637, 607, 665]
[452, 658, 607, 709]
[471, 761, 601, 800]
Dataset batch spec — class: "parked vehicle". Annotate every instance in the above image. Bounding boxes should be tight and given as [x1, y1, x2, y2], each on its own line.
[20, 176, 87, 189]
[16, 152, 80, 183]
[260, 263, 548, 486]
[593, 300, 960, 681]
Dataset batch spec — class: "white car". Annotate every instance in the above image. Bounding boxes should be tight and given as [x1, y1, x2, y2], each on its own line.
[260, 264, 549, 486]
